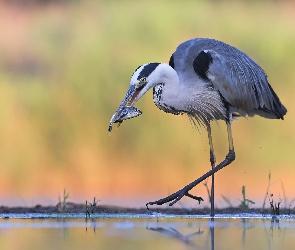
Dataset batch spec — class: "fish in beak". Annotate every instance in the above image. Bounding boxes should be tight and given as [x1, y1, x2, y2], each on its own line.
[108, 85, 143, 132]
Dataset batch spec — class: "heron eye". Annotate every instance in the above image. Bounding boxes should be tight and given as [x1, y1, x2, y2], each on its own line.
[140, 77, 147, 83]
[135, 77, 147, 88]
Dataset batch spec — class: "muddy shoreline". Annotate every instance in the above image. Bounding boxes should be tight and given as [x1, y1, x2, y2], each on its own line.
[0, 203, 293, 216]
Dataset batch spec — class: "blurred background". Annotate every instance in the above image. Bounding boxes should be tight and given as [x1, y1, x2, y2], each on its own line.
[0, 0, 294, 209]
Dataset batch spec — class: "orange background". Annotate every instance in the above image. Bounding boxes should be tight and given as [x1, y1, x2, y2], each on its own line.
[0, 1, 294, 209]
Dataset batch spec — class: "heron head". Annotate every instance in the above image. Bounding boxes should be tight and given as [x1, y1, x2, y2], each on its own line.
[128, 63, 163, 104]
[109, 63, 178, 131]
[109, 63, 160, 128]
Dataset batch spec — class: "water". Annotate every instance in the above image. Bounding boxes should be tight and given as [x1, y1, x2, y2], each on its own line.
[0, 213, 294, 250]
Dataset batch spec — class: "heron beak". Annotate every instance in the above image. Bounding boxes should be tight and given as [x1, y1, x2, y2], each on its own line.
[108, 85, 142, 132]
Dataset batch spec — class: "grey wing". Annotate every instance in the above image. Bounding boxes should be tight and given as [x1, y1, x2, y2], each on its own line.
[193, 48, 287, 119]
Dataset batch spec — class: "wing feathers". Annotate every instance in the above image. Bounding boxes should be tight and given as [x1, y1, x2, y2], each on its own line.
[173, 38, 287, 120]
[198, 45, 286, 119]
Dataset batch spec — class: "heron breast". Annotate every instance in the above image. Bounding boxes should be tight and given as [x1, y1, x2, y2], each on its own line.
[153, 84, 181, 114]
[153, 84, 163, 103]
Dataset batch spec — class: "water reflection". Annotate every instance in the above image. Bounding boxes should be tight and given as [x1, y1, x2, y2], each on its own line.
[240, 218, 255, 247]
[210, 218, 215, 250]
[85, 217, 100, 233]
[1, 216, 295, 249]
[143, 217, 294, 249]
[146, 222, 204, 247]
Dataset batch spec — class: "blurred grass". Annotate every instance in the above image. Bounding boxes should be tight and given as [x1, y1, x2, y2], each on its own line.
[0, 0, 294, 207]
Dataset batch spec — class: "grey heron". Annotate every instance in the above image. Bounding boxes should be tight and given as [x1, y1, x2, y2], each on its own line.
[109, 38, 287, 216]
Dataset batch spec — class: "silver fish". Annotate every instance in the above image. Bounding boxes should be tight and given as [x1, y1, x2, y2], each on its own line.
[108, 106, 142, 132]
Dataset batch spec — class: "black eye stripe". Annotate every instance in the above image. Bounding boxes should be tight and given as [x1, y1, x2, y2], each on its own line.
[137, 63, 160, 80]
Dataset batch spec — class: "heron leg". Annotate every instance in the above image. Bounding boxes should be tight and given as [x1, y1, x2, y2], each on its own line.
[207, 124, 216, 217]
[226, 120, 234, 152]
[146, 121, 235, 210]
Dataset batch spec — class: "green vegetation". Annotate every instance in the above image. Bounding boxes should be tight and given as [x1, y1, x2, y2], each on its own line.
[262, 172, 295, 214]
[268, 193, 281, 216]
[239, 186, 255, 211]
[57, 188, 70, 212]
[262, 171, 272, 211]
[85, 197, 100, 218]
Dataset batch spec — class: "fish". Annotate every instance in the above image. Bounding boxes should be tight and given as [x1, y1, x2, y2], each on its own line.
[108, 106, 142, 132]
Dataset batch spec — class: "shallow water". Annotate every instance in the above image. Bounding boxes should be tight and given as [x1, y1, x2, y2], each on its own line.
[0, 214, 294, 250]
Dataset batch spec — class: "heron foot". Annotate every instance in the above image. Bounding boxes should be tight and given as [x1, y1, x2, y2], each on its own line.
[146, 187, 203, 210]
[146, 149, 235, 210]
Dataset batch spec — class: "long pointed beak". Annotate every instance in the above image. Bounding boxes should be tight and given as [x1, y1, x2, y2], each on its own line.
[108, 85, 141, 132]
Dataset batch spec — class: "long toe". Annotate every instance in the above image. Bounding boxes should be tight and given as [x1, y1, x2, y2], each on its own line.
[185, 192, 204, 204]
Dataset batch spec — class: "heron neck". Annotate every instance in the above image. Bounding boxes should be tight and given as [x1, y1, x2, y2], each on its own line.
[152, 65, 181, 112]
